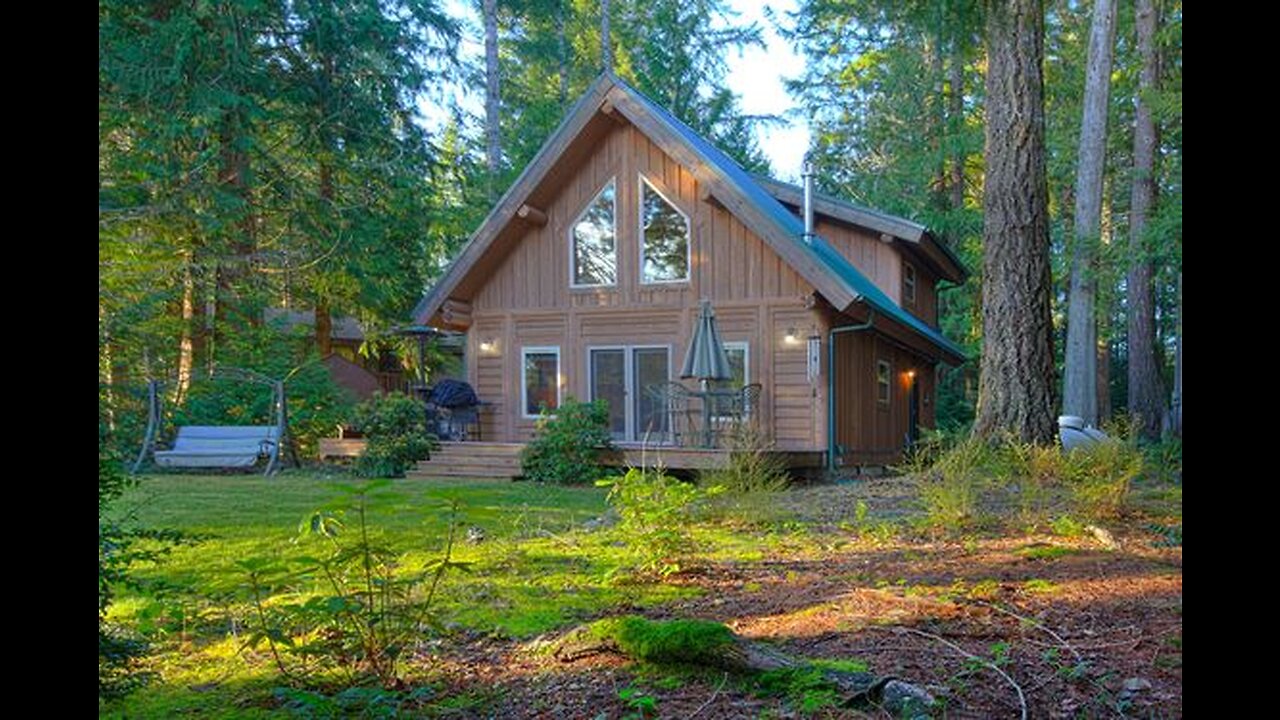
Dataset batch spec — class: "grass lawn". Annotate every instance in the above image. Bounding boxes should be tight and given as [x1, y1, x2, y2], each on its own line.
[105, 472, 710, 718]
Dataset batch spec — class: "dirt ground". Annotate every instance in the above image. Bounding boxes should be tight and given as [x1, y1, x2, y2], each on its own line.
[427, 480, 1182, 719]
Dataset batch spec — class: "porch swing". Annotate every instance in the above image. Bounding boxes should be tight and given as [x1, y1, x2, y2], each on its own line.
[131, 367, 298, 475]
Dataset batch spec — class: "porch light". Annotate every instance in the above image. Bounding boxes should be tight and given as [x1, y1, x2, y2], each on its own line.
[784, 327, 800, 345]
[479, 338, 497, 353]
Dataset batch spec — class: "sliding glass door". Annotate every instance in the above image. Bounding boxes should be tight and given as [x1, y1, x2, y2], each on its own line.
[588, 346, 670, 441]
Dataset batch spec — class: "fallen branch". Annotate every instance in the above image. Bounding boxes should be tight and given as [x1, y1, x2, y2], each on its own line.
[894, 626, 1027, 720]
[687, 671, 728, 719]
[978, 601, 1084, 665]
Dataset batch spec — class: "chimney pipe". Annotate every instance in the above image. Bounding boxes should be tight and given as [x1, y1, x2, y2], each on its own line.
[802, 160, 815, 242]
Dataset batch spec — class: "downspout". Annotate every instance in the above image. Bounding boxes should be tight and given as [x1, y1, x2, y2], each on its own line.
[828, 308, 875, 471]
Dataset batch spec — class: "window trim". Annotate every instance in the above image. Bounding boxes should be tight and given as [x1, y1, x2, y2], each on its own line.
[712, 341, 751, 421]
[638, 174, 692, 285]
[903, 263, 917, 305]
[586, 344, 672, 441]
[876, 359, 892, 406]
[521, 346, 562, 419]
[569, 178, 618, 289]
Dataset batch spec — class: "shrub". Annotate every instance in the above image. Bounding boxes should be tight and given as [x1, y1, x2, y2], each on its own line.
[916, 435, 989, 532]
[1062, 440, 1144, 519]
[240, 485, 471, 686]
[99, 447, 149, 699]
[352, 392, 435, 478]
[700, 425, 790, 495]
[521, 398, 615, 485]
[599, 467, 702, 577]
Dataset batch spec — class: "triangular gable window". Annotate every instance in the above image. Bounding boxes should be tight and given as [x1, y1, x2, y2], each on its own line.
[571, 179, 617, 286]
[640, 176, 690, 283]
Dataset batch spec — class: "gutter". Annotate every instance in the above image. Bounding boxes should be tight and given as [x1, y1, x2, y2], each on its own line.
[828, 308, 876, 471]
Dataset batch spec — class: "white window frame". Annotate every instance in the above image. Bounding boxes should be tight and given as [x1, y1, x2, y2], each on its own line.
[521, 346, 562, 419]
[638, 174, 692, 285]
[876, 359, 892, 406]
[903, 263, 917, 305]
[712, 341, 750, 421]
[569, 178, 618, 289]
[586, 344, 672, 441]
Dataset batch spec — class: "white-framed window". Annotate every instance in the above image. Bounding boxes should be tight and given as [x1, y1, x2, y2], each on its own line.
[876, 359, 891, 405]
[639, 175, 691, 283]
[521, 346, 561, 418]
[712, 341, 751, 418]
[571, 179, 617, 287]
[903, 263, 917, 305]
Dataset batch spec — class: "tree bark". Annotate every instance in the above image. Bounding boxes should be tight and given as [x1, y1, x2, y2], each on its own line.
[1063, 0, 1117, 427]
[1126, 0, 1166, 440]
[948, 42, 966, 212]
[973, 0, 1056, 444]
[483, 0, 501, 200]
[1171, 272, 1181, 436]
[601, 0, 613, 74]
[176, 255, 199, 403]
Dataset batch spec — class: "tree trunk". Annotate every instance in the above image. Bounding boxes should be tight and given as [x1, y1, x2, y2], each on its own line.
[176, 256, 199, 404]
[928, 28, 946, 209]
[601, 0, 613, 74]
[314, 302, 333, 357]
[973, 0, 1056, 444]
[948, 42, 966, 212]
[1171, 272, 1181, 437]
[1126, 0, 1166, 440]
[1063, 0, 1117, 427]
[483, 0, 501, 199]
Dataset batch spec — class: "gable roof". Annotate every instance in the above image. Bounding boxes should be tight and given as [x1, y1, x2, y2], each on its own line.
[414, 73, 965, 363]
[752, 175, 969, 284]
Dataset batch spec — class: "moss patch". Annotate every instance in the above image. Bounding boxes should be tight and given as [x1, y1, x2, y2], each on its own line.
[589, 616, 734, 666]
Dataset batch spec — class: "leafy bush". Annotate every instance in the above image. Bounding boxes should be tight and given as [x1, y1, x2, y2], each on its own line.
[521, 398, 615, 485]
[599, 467, 703, 577]
[99, 446, 149, 699]
[352, 392, 435, 478]
[239, 484, 471, 686]
[176, 330, 352, 460]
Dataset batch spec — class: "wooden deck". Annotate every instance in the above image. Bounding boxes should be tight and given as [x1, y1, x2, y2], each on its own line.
[400, 441, 825, 480]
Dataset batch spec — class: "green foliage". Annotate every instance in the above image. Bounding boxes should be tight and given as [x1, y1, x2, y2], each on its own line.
[618, 685, 659, 719]
[352, 392, 435, 478]
[520, 398, 615, 485]
[275, 686, 441, 719]
[699, 426, 791, 495]
[599, 468, 702, 577]
[910, 431, 1146, 530]
[754, 659, 870, 716]
[590, 616, 734, 666]
[238, 484, 472, 686]
[914, 435, 989, 532]
[99, 447, 150, 699]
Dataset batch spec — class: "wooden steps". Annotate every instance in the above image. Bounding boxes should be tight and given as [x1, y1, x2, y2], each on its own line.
[408, 442, 524, 479]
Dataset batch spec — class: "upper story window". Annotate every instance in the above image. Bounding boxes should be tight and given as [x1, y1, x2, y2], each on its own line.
[640, 176, 690, 283]
[903, 263, 917, 305]
[572, 179, 617, 287]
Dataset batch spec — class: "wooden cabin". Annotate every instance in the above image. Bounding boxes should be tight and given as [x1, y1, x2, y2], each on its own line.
[413, 73, 966, 475]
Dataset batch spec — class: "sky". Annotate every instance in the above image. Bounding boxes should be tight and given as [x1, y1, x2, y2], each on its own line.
[427, 0, 810, 181]
[722, 0, 810, 181]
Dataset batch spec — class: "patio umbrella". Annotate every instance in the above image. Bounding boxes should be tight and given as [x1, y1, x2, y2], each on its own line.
[681, 299, 732, 391]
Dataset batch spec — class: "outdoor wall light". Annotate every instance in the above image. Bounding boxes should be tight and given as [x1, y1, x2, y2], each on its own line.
[784, 327, 800, 345]
[479, 339, 497, 353]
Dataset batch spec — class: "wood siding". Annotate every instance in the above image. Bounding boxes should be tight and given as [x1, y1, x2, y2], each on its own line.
[830, 329, 937, 466]
[462, 122, 827, 449]
[817, 219, 940, 328]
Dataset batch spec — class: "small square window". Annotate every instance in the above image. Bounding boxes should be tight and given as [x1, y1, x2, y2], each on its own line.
[522, 347, 561, 417]
[903, 264, 917, 305]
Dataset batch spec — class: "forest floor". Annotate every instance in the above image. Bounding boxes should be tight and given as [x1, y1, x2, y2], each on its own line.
[104, 473, 1182, 719]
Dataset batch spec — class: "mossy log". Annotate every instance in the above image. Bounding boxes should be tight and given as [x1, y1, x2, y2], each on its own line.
[550, 616, 886, 702]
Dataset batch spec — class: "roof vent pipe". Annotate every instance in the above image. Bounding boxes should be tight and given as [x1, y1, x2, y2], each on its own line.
[802, 160, 815, 243]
